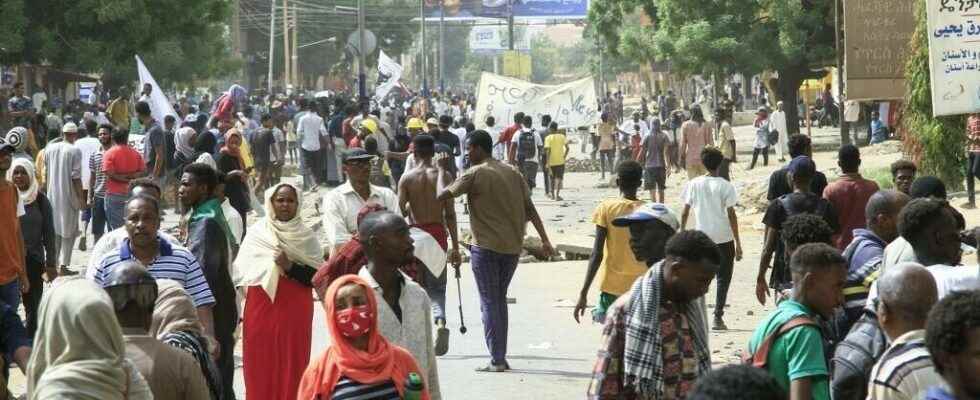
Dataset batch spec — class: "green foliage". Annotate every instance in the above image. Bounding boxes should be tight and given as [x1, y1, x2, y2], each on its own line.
[903, 1, 966, 190]
[862, 166, 896, 190]
[1, 0, 237, 87]
[530, 36, 559, 83]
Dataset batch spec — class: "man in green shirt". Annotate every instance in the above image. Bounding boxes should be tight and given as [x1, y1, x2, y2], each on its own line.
[748, 242, 846, 400]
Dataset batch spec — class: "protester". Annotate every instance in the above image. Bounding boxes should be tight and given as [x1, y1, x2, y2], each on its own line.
[679, 106, 714, 179]
[178, 163, 238, 400]
[500, 112, 524, 165]
[893, 198, 979, 298]
[251, 114, 280, 194]
[687, 365, 786, 400]
[511, 115, 543, 191]
[881, 176, 955, 270]
[597, 113, 617, 180]
[137, 102, 167, 202]
[151, 280, 223, 400]
[436, 130, 555, 372]
[542, 122, 568, 200]
[866, 263, 942, 400]
[771, 101, 790, 162]
[214, 129, 251, 235]
[87, 124, 112, 244]
[76, 120, 102, 250]
[235, 182, 322, 400]
[298, 275, 431, 400]
[636, 115, 670, 203]
[757, 156, 839, 304]
[103, 126, 145, 230]
[0, 139, 25, 317]
[397, 134, 460, 356]
[298, 101, 329, 189]
[681, 147, 743, 330]
[26, 278, 153, 400]
[102, 261, 210, 400]
[587, 230, 718, 399]
[322, 148, 400, 256]
[924, 290, 980, 400]
[890, 159, 917, 196]
[353, 211, 442, 397]
[767, 134, 829, 200]
[572, 161, 653, 324]
[106, 88, 130, 129]
[823, 144, 880, 250]
[749, 107, 771, 170]
[718, 115, 736, 179]
[43, 121, 85, 270]
[9, 158, 53, 336]
[747, 243, 846, 400]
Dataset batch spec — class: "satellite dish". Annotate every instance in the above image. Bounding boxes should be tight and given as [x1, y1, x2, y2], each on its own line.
[347, 30, 377, 56]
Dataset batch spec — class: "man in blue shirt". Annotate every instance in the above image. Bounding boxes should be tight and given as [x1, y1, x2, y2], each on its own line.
[869, 111, 888, 144]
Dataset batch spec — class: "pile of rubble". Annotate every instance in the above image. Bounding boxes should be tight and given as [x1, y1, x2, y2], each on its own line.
[566, 157, 600, 172]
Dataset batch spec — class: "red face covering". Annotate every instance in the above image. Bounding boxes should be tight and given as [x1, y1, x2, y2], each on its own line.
[336, 305, 373, 338]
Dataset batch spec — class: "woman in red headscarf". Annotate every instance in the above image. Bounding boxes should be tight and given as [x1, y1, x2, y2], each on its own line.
[297, 275, 430, 400]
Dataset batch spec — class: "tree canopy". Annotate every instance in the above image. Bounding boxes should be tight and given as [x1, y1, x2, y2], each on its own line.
[0, 0, 237, 87]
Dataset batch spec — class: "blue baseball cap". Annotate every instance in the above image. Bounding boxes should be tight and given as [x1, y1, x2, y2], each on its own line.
[787, 156, 816, 177]
[612, 203, 680, 230]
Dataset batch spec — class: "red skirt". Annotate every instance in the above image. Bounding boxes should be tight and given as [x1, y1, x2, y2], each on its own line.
[243, 275, 313, 400]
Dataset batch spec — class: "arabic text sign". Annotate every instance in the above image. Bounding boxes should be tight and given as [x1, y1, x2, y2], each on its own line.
[843, 0, 915, 100]
[474, 73, 599, 129]
[927, 0, 980, 116]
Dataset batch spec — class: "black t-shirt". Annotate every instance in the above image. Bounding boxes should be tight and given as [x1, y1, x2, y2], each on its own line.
[767, 165, 829, 201]
[433, 129, 460, 174]
[250, 128, 276, 166]
[762, 192, 840, 288]
[215, 153, 251, 214]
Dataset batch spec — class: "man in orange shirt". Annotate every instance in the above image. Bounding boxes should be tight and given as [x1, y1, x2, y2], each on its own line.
[0, 140, 27, 310]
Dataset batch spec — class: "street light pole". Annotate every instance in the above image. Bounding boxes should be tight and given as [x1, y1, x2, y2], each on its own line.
[267, 0, 275, 94]
[420, 0, 428, 96]
[439, 0, 445, 93]
[358, 0, 367, 102]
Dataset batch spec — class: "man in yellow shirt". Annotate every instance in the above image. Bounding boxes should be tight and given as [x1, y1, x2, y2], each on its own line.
[106, 88, 130, 130]
[572, 160, 680, 323]
[543, 123, 569, 200]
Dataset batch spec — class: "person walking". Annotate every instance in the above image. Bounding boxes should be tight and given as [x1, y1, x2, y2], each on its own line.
[235, 182, 322, 400]
[321, 148, 400, 257]
[102, 128, 145, 230]
[0, 141, 27, 318]
[510, 116, 543, 192]
[436, 130, 554, 372]
[87, 124, 112, 244]
[718, 116, 736, 180]
[823, 145, 880, 250]
[679, 106, 714, 179]
[965, 113, 980, 209]
[542, 122, 569, 200]
[597, 113, 617, 180]
[43, 122, 85, 270]
[9, 158, 54, 337]
[771, 101, 790, 162]
[298, 101, 330, 190]
[151, 280, 223, 400]
[680, 147, 743, 330]
[749, 107, 771, 170]
[636, 116, 670, 203]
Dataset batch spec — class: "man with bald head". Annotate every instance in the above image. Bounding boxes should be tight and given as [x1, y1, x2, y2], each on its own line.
[841, 190, 910, 331]
[867, 263, 943, 400]
[356, 211, 442, 399]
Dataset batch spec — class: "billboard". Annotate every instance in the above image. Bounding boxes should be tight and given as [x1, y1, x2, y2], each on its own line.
[469, 26, 531, 52]
[926, 0, 980, 116]
[423, 0, 588, 20]
[843, 0, 915, 101]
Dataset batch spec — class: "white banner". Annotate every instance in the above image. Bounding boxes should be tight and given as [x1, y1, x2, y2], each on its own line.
[474, 72, 599, 129]
[927, 2, 980, 116]
[136, 55, 180, 124]
[375, 50, 403, 100]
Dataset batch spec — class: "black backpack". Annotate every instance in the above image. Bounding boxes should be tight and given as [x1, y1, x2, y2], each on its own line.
[517, 130, 537, 161]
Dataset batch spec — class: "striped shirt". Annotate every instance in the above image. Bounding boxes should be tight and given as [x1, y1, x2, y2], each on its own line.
[330, 376, 399, 400]
[95, 235, 216, 307]
[89, 150, 107, 198]
[868, 330, 945, 400]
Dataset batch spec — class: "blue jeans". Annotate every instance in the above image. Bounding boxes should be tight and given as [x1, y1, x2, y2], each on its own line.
[0, 280, 21, 312]
[469, 246, 519, 365]
[105, 193, 128, 231]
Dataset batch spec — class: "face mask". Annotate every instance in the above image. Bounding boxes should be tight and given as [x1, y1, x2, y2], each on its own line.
[336, 305, 373, 338]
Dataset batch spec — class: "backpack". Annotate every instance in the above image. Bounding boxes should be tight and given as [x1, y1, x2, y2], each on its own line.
[768, 129, 780, 145]
[517, 130, 537, 161]
[743, 315, 820, 368]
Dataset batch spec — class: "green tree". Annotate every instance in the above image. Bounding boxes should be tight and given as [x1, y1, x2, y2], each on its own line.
[903, 1, 965, 189]
[530, 36, 559, 83]
[589, 0, 836, 133]
[0, 0, 237, 87]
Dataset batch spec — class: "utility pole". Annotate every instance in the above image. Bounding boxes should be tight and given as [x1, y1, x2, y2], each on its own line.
[439, 0, 445, 93]
[834, 0, 850, 144]
[283, 0, 291, 90]
[508, 0, 515, 50]
[357, 0, 367, 102]
[292, 6, 299, 89]
[420, 0, 428, 95]
[267, 0, 275, 94]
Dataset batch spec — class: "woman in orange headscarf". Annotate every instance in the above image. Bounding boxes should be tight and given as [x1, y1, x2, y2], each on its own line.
[297, 275, 430, 400]
[215, 128, 252, 234]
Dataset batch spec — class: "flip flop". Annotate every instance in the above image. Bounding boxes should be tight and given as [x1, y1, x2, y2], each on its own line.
[435, 327, 449, 356]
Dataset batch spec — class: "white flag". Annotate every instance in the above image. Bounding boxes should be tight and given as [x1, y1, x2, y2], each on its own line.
[375, 50, 403, 100]
[136, 55, 179, 125]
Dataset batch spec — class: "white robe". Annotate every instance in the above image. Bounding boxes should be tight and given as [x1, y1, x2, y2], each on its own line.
[44, 141, 82, 237]
[770, 110, 790, 159]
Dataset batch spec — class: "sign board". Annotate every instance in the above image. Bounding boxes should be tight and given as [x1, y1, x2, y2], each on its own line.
[502, 51, 532, 79]
[474, 72, 599, 129]
[926, 0, 980, 116]
[469, 26, 531, 52]
[843, 0, 915, 101]
[423, 0, 588, 20]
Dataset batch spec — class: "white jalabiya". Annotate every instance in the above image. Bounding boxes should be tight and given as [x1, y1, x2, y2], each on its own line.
[27, 278, 153, 400]
[234, 182, 322, 301]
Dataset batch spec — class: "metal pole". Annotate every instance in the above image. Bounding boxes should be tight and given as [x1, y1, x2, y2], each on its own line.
[358, 0, 367, 101]
[283, 0, 290, 90]
[292, 6, 299, 90]
[508, 0, 515, 50]
[267, 0, 275, 94]
[439, 0, 445, 92]
[420, 0, 428, 95]
[834, 0, 850, 144]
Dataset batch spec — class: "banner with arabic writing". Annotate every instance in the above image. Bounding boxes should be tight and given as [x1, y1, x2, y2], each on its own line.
[927, 1, 980, 116]
[474, 72, 598, 129]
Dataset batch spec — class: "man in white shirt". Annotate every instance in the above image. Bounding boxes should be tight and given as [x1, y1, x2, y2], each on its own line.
[679, 147, 742, 330]
[356, 211, 441, 399]
[322, 149, 400, 256]
[484, 116, 505, 161]
[298, 102, 330, 190]
[893, 198, 978, 299]
[618, 112, 650, 139]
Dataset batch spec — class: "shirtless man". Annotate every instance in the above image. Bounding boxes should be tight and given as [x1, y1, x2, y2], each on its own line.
[397, 134, 461, 356]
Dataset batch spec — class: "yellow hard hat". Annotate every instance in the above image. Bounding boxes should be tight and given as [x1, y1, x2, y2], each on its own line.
[407, 118, 424, 129]
[360, 119, 378, 134]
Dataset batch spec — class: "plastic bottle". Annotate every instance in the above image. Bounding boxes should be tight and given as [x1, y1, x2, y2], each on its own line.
[403, 372, 424, 400]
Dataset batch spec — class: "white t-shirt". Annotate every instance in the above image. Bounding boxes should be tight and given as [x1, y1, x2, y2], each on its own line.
[74, 137, 102, 190]
[485, 126, 505, 160]
[298, 113, 327, 151]
[510, 128, 543, 160]
[620, 119, 650, 138]
[927, 264, 980, 298]
[681, 175, 737, 244]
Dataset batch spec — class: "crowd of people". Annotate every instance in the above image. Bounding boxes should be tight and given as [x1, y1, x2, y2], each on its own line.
[0, 76, 977, 400]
